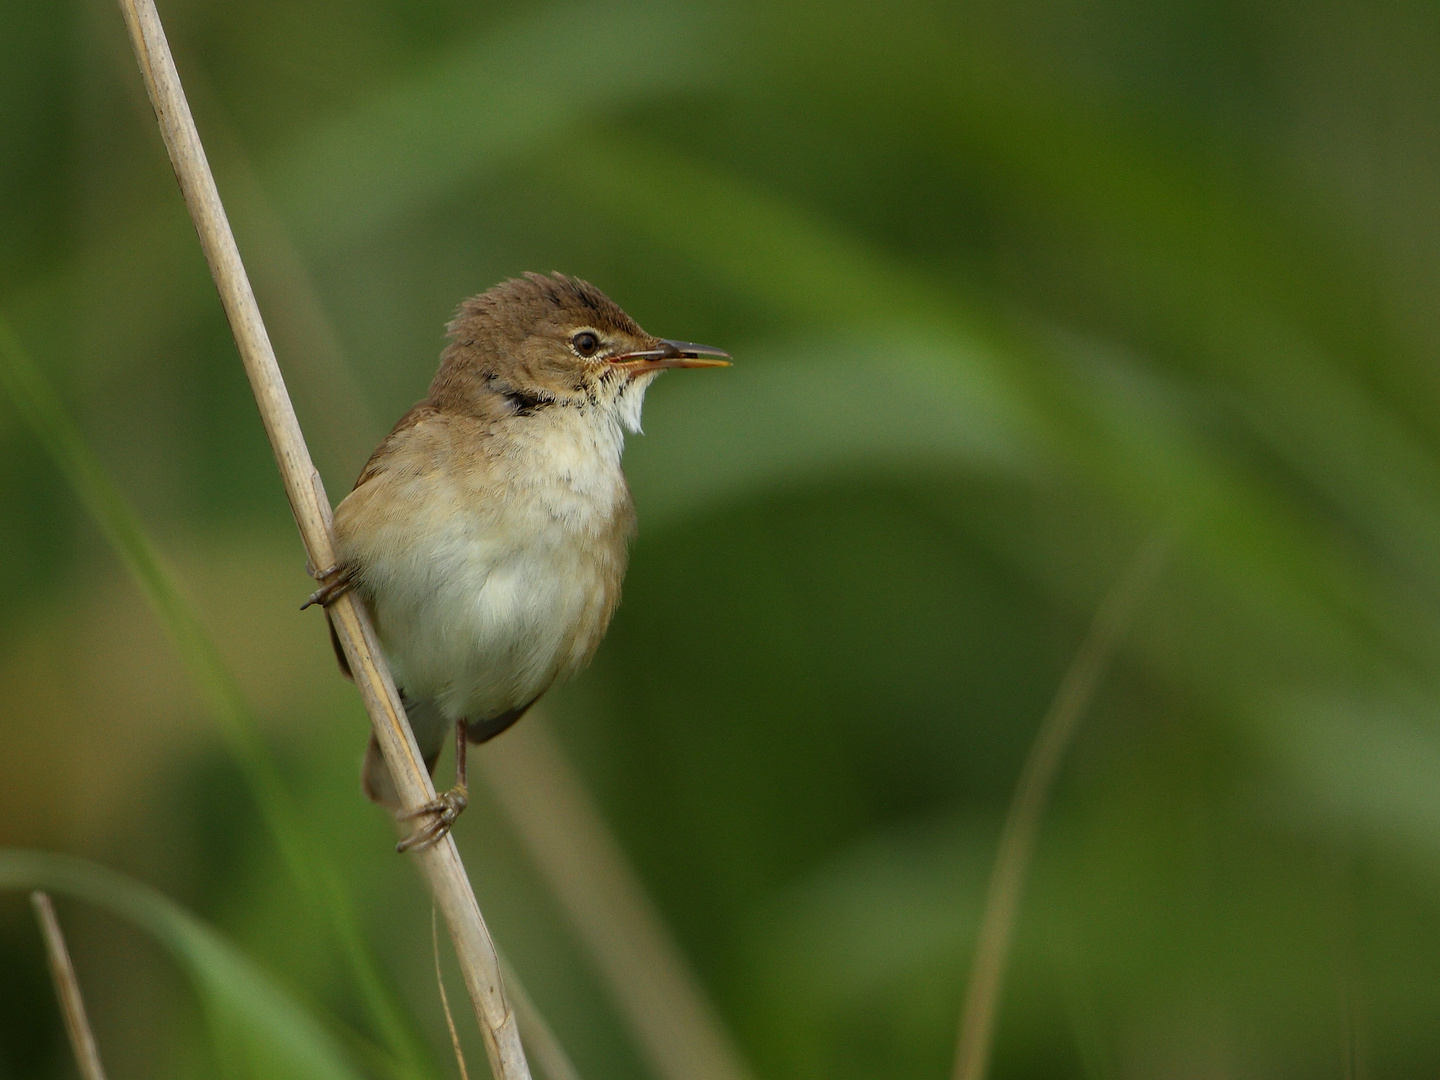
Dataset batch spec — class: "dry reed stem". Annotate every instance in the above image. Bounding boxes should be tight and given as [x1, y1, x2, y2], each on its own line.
[31, 892, 109, 1080]
[112, 3, 528, 1077]
[952, 536, 1167, 1080]
[480, 716, 755, 1080]
[101, 32, 612, 1075]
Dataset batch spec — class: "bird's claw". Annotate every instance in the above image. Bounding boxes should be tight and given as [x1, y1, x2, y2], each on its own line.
[301, 563, 356, 610]
[395, 785, 469, 853]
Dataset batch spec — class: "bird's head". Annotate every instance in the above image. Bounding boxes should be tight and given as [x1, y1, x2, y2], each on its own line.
[431, 273, 729, 432]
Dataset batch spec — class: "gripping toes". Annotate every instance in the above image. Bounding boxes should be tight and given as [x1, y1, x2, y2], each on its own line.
[395, 786, 469, 853]
[301, 562, 357, 610]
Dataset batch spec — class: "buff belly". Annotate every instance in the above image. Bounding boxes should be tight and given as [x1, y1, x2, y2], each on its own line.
[362, 509, 614, 724]
[335, 401, 634, 738]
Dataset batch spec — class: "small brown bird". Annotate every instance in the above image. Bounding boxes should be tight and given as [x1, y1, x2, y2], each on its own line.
[306, 273, 728, 849]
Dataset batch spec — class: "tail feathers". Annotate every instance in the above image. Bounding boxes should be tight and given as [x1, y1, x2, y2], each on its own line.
[466, 696, 539, 743]
[327, 614, 352, 680]
[359, 692, 546, 807]
[361, 733, 443, 808]
[360, 694, 450, 809]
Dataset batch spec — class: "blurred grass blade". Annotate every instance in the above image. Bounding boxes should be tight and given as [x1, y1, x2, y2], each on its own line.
[5, 0, 719, 429]
[1, 850, 362, 1080]
[499, 950, 586, 1080]
[560, 135, 1439, 710]
[481, 718, 754, 1080]
[953, 536, 1167, 1080]
[545, 134, 1051, 505]
[31, 892, 109, 1080]
[269, 0, 720, 252]
[551, 133, 966, 328]
[0, 314, 435, 1079]
[629, 339, 1039, 529]
[1267, 690, 1440, 882]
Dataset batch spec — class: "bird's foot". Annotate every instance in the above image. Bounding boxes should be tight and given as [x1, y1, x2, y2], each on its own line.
[395, 785, 468, 853]
[301, 562, 356, 610]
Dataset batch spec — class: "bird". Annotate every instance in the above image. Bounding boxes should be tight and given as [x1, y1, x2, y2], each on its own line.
[304, 273, 729, 850]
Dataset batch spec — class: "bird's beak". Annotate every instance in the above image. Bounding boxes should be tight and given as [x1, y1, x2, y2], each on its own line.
[608, 339, 731, 373]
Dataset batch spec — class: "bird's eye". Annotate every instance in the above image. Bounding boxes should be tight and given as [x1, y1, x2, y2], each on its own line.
[571, 331, 601, 357]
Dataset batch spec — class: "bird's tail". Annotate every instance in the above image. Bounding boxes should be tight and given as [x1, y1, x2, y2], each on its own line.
[361, 694, 450, 808]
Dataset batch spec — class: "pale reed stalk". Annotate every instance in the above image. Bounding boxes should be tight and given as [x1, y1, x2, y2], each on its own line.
[99, 37, 674, 1076]
[31, 892, 109, 1080]
[952, 536, 1167, 1080]
[111, 2, 529, 1076]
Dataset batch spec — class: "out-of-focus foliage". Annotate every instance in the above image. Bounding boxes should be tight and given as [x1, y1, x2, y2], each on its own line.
[0, 851, 364, 1080]
[3, 0, 1440, 1078]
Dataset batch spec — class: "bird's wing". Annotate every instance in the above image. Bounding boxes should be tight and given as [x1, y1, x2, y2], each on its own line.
[319, 403, 440, 675]
[351, 401, 439, 491]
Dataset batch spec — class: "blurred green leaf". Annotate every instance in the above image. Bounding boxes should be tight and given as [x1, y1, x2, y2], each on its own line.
[269, 0, 724, 253]
[11, 0, 1440, 1074]
[749, 817, 988, 1005]
[0, 314, 435, 1080]
[630, 339, 1039, 529]
[1266, 690, 1440, 883]
[563, 133, 1440, 710]
[0, 849, 363, 1080]
[2, 0, 720, 403]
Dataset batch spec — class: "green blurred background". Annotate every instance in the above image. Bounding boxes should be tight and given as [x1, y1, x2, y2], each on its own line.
[5, 0, 1440, 1076]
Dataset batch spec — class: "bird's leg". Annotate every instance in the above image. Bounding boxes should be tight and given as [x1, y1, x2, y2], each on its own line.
[395, 719, 469, 853]
[301, 562, 356, 610]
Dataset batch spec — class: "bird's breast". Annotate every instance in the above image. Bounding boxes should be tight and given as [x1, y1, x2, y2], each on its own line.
[336, 410, 634, 722]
